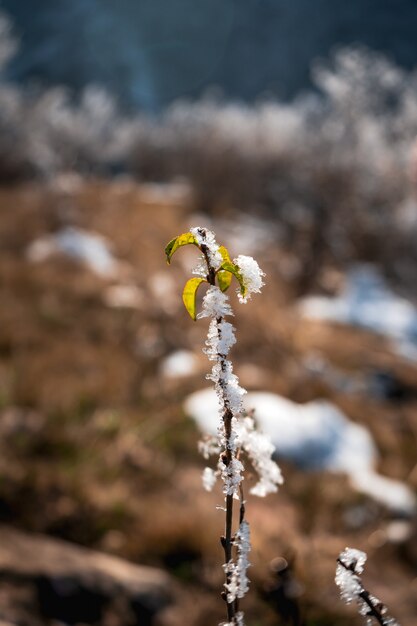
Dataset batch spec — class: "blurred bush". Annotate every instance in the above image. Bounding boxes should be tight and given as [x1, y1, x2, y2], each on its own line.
[0, 13, 138, 179]
[1, 10, 417, 292]
[129, 50, 417, 293]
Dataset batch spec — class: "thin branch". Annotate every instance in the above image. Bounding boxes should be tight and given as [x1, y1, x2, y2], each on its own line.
[202, 241, 237, 623]
[337, 556, 398, 626]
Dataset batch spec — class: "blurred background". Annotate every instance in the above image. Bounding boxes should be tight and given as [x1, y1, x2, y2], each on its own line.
[0, 1, 416, 625]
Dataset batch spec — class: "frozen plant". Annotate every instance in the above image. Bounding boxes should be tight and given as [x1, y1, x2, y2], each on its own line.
[166, 227, 283, 625]
[335, 547, 400, 626]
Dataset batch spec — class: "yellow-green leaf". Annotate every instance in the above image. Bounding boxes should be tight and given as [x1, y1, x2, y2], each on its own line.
[182, 277, 206, 320]
[216, 246, 233, 291]
[220, 261, 247, 299]
[217, 270, 232, 292]
[218, 245, 231, 264]
[165, 232, 198, 264]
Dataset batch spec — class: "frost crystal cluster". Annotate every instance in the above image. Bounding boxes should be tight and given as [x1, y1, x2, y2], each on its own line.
[335, 548, 400, 626]
[190, 226, 223, 272]
[233, 255, 265, 303]
[224, 521, 251, 603]
[166, 226, 282, 626]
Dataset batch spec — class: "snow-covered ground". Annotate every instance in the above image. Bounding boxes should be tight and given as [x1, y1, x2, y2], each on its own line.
[27, 227, 119, 278]
[185, 388, 416, 515]
[103, 284, 144, 309]
[300, 265, 417, 360]
[160, 350, 199, 379]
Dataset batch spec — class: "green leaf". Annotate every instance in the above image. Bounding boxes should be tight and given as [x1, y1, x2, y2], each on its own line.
[165, 232, 198, 264]
[217, 270, 232, 292]
[182, 277, 206, 320]
[216, 246, 233, 292]
[218, 245, 231, 264]
[219, 261, 247, 299]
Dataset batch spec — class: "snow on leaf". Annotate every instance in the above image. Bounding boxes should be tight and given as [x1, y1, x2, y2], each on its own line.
[233, 255, 265, 303]
[219, 261, 247, 300]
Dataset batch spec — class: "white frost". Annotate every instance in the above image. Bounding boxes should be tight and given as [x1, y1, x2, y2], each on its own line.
[235, 416, 284, 496]
[198, 286, 233, 319]
[225, 521, 251, 603]
[335, 547, 366, 604]
[335, 547, 400, 626]
[190, 226, 223, 270]
[234, 255, 265, 303]
[204, 319, 236, 360]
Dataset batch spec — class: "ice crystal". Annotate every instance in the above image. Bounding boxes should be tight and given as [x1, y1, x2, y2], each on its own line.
[234, 255, 265, 303]
[204, 319, 236, 360]
[235, 416, 284, 496]
[192, 255, 209, 278]
[221, 362, 247, 417]
[225, 521, 251, 603]
[207, 359, 246, 421]
[221, 456, 244, 496]
[335, 550, 363, 604]
[190, 226, 223, 270]
[198, 285, 233, 319]
[234, 613, 245, 626]
[222, 616, 244, 626]
[335, 547, 400, 626]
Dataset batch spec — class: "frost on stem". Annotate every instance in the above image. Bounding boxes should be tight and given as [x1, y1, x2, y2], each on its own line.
[235, 416, 284, 497]
[335, 548, 400, 626]
[196, 256, 282, 501]
[222, 613, 244, 626]
[190, 226, 223, 272]
[224, 521, 251, 603]
[198, 287, 234, 320]
[166, 226, 282, 626]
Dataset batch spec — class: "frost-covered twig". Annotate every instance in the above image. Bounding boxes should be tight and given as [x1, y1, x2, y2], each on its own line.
[335, 547, 400, 626]
[166, 227, 283, 625]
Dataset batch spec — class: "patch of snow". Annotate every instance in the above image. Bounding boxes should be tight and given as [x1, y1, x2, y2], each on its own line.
[27, 227, 119, 278]
[185, 388, 416, 515]
[300, 265, 417, 359]
[104, 284, 144, 309]
[160, 350, 198, 379]
[350, 471, 416, 515]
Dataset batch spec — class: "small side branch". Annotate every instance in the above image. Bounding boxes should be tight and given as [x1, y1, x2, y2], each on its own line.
[336, 549, 399, 626]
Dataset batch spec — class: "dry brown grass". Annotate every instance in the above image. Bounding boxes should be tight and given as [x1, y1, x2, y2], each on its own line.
[0, 179, 416, 625]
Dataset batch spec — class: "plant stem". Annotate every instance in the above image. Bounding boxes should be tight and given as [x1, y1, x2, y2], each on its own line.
[202, 239, 237, 623]
[358, 590, 386, 626]
[337, 558, 389, 626]
[218, 321, 236, 622]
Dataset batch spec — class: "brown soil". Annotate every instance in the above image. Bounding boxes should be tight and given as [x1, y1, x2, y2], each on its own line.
[0, 178, 416, 626]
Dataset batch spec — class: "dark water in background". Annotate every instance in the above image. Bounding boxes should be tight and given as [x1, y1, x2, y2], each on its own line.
[2, 0, 417, 111]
